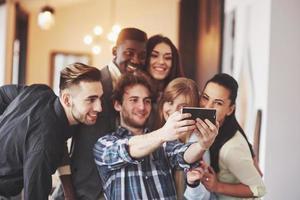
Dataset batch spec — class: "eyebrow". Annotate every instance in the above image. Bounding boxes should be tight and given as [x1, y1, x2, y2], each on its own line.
[129, 96, 151, 99]
[203, 93, 225, 103]
[152, 50, 172, 55]
[86, 95, 100, 99]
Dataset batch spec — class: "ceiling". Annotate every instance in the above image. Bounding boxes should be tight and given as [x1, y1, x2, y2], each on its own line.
[18, 0, 90, 12]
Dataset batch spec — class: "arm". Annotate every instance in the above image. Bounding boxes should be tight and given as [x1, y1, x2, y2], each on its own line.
[203, 166, 254, 197]
[184, 165, 211, 200]
[23, 150, 53, 200]
[94, 134, 139, 170]
[184, 119, 219, 164]
[202, 136, 266, 198]
[94, 112, 195, 170]
[0, 84, 26, 114]
[128, 111, 195, 158]
[57, 143, 77, 200]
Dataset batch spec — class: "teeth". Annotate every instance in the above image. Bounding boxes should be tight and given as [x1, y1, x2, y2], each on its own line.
[154, 67, 165, 72]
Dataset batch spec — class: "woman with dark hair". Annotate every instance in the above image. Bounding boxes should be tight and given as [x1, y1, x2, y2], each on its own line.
[142, 34, 184, 101]
[186, 73, 266, 200]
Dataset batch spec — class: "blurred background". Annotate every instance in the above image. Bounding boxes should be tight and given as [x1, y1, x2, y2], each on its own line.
[0, 0, 299, 199]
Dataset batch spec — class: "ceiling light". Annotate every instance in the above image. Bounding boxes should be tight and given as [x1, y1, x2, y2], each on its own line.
[38, 5, 55, 30]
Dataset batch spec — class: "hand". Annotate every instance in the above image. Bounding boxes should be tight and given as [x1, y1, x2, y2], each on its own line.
[194, 119, 219, 150]
[202, 165, 219, 192]
[186, 161, 209, 184]
[187, 167, 204, 185]
[160, 111, 196, 142]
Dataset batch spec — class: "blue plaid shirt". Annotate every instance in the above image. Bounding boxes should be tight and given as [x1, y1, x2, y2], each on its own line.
[93, 127, 196, 200]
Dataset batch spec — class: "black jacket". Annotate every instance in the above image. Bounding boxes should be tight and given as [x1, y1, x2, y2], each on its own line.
[0, 84, 73, 199]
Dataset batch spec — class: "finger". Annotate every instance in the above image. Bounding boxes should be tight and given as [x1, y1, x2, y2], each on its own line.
[177, 119, 195, 128]
[196, 118, 209, 129]
[191, 167, 204, 174]
[204, 119, 218, 136]
[189, 171, 203, 180]
[176, 125, 196, 134]
[180, 113, 192, 120]
[208, 166, 216, 175]
[200, 161, 209, 171]
[204, 119, 216, 131]
[169, 111, 181, 120]
[195, 120, 209, 138]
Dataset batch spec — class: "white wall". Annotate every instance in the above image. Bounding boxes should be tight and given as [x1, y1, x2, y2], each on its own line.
[0, 4, 7, 85]
[225, 0, 271, 171]
[226, 0, 300, 199]
[25, 0, 179, 85]
[264, 0, 300, 199]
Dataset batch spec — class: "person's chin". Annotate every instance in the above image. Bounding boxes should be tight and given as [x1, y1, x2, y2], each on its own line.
[85, 117, 98, 125]
[153, 74, 167, 80]
[134, 119, 147, 127]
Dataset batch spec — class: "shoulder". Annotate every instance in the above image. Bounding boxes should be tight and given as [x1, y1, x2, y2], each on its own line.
[100, 66, 112, 82]
[96, 132, 124, 146]
[27, 84, 52, 92]
[219, 131, 252, 160]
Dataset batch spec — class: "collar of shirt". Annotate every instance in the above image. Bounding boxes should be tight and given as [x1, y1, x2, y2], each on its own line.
[54, 98, 73, 140]
[107, 61, 121, 89]
[114, 126, 149, 138]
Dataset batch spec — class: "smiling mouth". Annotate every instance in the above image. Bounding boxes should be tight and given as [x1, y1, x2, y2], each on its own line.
[153, 66, 167, 72]
[87, 113, 98, 121]
[126, 63, 141, 71]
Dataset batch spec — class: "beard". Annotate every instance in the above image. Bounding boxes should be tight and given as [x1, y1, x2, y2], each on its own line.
[121, 109, 148, 129]
[71, 105, 97, 125]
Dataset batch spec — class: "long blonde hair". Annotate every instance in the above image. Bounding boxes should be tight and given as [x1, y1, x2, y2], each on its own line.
[155, 77, 200, 134]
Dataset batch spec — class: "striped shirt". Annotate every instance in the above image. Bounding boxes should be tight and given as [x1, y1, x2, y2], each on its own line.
[93, 127, 196, 200]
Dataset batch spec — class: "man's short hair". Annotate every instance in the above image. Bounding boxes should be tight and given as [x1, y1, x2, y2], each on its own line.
[116, 27, 147, 46]
[112, 70, 153, 104]
[59, 62, 101, 91]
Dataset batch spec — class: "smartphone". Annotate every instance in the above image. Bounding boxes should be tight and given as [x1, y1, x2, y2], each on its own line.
[181, 107, 217, 125]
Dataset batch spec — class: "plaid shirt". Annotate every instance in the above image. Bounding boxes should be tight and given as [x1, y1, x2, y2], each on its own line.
[93, 127, 195, 200]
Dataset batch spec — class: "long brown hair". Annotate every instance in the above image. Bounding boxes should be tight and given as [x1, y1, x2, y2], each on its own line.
[142, 35, 184, 96]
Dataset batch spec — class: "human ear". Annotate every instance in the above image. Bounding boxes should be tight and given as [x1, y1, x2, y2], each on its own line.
[112, 46, 117, 56]
[61, 91, 72, 107]
[114, 100, 122, 112]
[226, 104, 235, 116]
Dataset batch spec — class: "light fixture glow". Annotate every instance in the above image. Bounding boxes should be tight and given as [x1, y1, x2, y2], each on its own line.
[93, 26, 103, 36]
[92, 45, 102, 55]
[112, 24, 121, 34]
[83, 35, 93, 45]
[38, 6, 55, 30]
[107, 31, 118, 42]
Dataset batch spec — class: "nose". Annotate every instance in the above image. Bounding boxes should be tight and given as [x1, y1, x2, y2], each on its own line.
[203, 101, 213, 109]
[158, 55, 164, 64]
[131, 53, 140, 65]
[94, 99, 102, 112]
[137, 101, 146, 110]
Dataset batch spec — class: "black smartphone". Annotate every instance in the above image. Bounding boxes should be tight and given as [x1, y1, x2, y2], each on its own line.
[181, 107, 217, 125]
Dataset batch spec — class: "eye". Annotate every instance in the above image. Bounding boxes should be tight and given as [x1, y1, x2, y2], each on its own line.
[201, 95, 208, 101]
[144, 98, 152, 105]
[125, 50, 134, 57]
[167, 101, 173, 106]
[87, 98, 96, 103]
[130, 98, 138, 103]
[150, 53, 158, 58]
[164, 55, 172, 61]
[214, 101, 223, 106]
